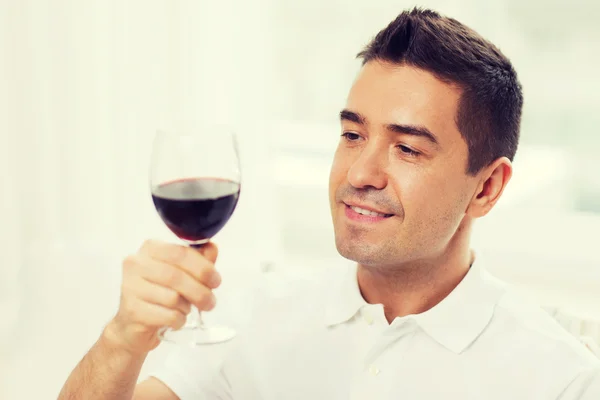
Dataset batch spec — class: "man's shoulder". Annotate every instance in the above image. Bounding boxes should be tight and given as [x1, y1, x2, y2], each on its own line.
[469, 273, 599, 397]
[487, 281, 598, 368]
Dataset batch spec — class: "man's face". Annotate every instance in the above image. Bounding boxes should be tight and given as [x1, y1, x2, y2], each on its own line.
[329, 61, 480, 267]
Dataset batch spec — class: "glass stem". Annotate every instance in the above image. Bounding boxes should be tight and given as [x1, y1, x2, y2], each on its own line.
[186, 305, 205, 329]
[188, 243, 207, 330]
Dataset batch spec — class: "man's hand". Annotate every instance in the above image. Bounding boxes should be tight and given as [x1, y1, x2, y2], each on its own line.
[105, 240, 221, 355]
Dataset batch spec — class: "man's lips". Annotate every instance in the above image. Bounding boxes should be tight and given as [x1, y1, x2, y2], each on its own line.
[343, 202, 394, 218]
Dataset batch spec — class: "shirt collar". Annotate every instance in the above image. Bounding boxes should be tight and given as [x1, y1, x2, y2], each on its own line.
[324, 262, 506, 354]
[324, 264, 369, 327]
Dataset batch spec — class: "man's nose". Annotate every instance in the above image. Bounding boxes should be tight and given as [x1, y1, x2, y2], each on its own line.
[346, 143, 388, 190]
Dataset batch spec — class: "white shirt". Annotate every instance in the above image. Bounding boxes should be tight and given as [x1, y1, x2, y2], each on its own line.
[151, 263, 600, 399]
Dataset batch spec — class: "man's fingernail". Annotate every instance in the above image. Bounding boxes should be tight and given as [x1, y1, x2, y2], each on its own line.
[208, 293, 217, 308]
[210, 271, 222, 287]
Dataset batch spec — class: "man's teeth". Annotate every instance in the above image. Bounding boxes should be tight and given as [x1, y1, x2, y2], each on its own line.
[350, 206, 388, 217]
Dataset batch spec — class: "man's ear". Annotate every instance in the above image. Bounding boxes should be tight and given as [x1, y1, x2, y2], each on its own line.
[466, 157, 512, 218]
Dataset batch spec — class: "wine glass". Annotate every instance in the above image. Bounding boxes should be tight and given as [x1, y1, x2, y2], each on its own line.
[149, 127, 241, 345]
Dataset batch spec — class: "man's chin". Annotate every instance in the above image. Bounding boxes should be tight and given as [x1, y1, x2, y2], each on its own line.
[335, 238, 382, 264]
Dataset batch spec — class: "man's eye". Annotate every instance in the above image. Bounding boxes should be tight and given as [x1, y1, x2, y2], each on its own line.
[341, 132, 361, 141]
[397, 145, 420, 157]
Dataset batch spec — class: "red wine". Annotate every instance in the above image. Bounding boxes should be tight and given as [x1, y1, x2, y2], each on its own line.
[152, 178, 240, 242]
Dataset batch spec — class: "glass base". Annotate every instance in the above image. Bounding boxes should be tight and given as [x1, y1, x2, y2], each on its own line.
[159, 325, 236, 345]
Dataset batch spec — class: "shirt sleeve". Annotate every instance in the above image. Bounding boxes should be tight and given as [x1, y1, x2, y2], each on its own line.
[149, 340, 236, 400]
[557, 366, 600, 400]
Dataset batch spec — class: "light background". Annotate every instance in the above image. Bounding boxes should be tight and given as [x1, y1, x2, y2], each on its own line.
[1, 0, 600, 397]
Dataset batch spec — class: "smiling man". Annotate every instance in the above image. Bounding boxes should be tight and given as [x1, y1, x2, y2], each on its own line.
[58, 8, 600, 400]
[330, 57, 501, 322]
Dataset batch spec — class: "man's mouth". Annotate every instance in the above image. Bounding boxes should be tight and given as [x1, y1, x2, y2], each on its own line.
[349, 205, 393, 217]
[345, 203, 394, 218]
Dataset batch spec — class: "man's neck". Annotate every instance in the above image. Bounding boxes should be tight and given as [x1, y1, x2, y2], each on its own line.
[356, 247, 474, 324]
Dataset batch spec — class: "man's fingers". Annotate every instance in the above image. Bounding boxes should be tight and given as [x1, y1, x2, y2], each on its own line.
[125, 276, 191, 315]
[195, 242, 219, 264]
[127, 297, 187, 330]
[139, 240, 221, 289]
[125, 255, 217, 311]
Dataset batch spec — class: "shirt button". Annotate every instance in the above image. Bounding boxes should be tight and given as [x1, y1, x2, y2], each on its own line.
[368, 365, 380, 376]
[363, 313, 374, 325]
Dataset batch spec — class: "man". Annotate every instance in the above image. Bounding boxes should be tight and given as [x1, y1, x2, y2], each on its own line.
[58, 8, 600, 399]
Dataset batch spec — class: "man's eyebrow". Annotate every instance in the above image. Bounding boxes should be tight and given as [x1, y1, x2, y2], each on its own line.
[340, 109, 366, 125]
[340, 108, 440, 147]
[386, 123, 440, 146]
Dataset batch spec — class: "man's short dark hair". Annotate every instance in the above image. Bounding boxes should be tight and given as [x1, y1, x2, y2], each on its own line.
[358, 7, 523, 175]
